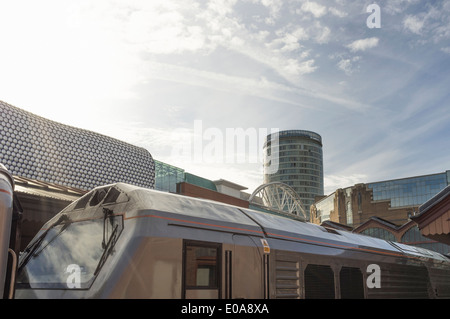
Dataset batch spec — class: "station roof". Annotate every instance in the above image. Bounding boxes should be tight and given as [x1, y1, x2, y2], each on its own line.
[412, 185, 450, 245]
[13, 175, 86, 202]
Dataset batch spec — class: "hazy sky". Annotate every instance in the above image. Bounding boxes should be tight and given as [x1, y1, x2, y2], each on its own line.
[1, 0, 449, 195]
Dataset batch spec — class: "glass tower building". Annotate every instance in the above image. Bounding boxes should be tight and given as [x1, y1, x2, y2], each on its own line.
[367, 171, 450, 209]
[263, 130, 324, 219]
[311, 171, 450, 255]
[154, 160, 185, 193]
[154, 160, 219, 193]
[314, 171, 450, 226]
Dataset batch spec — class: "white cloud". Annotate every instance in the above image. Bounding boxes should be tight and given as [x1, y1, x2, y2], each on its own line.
[275, 21, 331, 45]
[287, 58, 317, 75]
[384, 0, 420, 15]
[142, 60, 316, 107]
[403, 15, 425, 34]
[441, 47, 450, 54]
[328, 7, 347, 18]
[300, 1, 327, 18]
[260, 0, 283, 20]
[268, 27, 308, 52]
[207, 0, 238, 17]
[324, 173, 368, 194]
[346, 37, 379, 52]
[400, 4, 450, 42]
[337, 56, 361, 76]
[314, 24, 331, 44]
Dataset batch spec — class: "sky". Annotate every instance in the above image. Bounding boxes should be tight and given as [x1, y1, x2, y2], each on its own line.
[0, 0, 449, 195]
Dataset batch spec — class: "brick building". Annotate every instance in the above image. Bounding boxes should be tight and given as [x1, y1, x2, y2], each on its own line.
[311, 172, 450, 255]
[311, 172, 450, 228]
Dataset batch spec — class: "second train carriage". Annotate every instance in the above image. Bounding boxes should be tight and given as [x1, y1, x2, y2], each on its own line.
[14, 183, 450, 299]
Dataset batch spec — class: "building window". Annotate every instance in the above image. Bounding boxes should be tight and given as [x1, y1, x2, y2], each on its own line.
[367, 173, 448, 208]
[357, 192, 362, 212]
[361, 227, 397, 242]
[155, 160, 185, 193]
[345, 188, 353, 226]
[401, 226, 450, 255]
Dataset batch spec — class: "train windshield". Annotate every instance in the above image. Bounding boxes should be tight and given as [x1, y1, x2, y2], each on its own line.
[16, 214, 123, 289]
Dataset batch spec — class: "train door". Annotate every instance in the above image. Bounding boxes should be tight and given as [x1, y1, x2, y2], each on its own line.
[224, 235, 266, 299]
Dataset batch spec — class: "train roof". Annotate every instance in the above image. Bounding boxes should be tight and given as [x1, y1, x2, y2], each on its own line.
[63, 183, 450, 263]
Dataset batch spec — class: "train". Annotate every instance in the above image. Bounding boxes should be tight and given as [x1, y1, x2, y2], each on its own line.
[0, 164, 15, 299]
[6, 180, 450, 299]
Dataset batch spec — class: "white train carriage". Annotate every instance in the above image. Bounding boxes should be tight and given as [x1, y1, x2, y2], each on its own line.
[13, 183, 450, 299]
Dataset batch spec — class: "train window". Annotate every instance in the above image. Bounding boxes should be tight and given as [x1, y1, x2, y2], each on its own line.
[103, 187, 121, 204]
[184, 241, 220, 289]
[74, 192, 93, 210]
[340, 267, 364, 299]
[16, 214, 124, 289]
[89, 188, 108, 206]
[304, 264, 335, 299]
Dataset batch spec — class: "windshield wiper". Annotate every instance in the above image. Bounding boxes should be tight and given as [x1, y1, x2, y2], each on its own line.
[32, 223, 70, 258]
[102, 207, 114, 249]
[94, 223, 118, 276]
[93, 207, 121, 276]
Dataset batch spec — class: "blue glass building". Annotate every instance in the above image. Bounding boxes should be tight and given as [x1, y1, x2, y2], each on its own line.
[312, 171, 450, 255]
[154, 160, 185, 193]
[368, 171, 450, 210]
[154, 160, 219, 193]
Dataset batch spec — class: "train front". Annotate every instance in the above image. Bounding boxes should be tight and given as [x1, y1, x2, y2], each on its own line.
[14, 183, 137, 298]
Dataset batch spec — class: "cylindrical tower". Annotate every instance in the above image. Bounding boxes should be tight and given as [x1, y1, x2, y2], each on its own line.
[263, 130, 324, 220]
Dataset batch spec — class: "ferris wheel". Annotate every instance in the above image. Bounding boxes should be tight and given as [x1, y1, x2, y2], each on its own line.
[249, 182, 307, 220]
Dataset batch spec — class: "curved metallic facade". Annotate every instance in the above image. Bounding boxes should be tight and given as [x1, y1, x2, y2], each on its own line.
[263, 130, 324, 219]
[0, 101, 155, 190]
